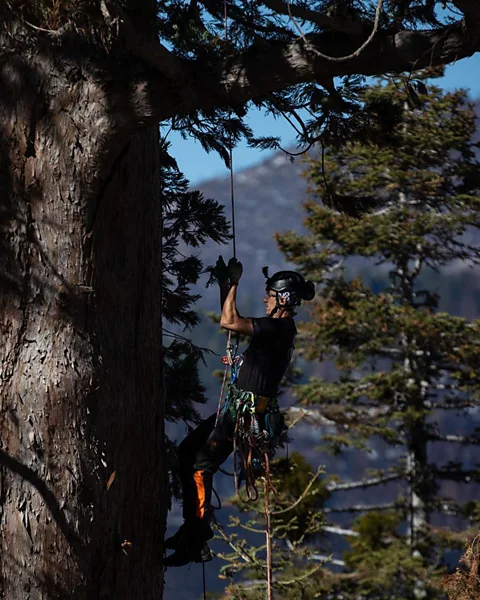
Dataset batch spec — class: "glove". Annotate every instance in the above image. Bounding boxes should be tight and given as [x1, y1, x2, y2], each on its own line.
[212, 255, 230, 285]
[228, 257, 243, 284]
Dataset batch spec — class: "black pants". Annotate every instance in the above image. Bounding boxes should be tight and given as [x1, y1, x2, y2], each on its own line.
[177, 411, 235, 521]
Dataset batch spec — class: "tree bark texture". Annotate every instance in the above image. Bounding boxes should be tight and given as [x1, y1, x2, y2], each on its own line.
[0, 28, 165, 600]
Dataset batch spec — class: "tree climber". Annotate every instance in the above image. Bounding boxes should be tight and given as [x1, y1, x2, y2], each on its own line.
[164, 257, 315, 567]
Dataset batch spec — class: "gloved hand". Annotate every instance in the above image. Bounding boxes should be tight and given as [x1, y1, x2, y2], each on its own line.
[212, 255, 230, 285]
[228, 257, 243, 284]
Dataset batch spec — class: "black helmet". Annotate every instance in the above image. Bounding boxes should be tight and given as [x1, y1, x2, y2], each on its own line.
[263, 268, 315, 307]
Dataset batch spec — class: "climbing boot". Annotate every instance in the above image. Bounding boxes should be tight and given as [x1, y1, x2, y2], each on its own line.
[197, 541, 212, 563]
[164, 522, 189, 550]
[164, 518, 213, 550]
[164, 518, 213, 567]
[164, 540, 212, 567]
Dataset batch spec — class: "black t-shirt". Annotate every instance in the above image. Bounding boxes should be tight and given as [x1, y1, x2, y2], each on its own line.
[235, 317, 297, 397]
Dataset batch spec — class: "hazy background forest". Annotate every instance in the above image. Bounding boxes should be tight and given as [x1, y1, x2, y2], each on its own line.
[163, 95, 480, 600]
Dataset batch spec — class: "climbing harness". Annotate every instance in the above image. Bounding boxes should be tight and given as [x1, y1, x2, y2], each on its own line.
[215, 335, 239, 426]
[223, 383, 286, 502]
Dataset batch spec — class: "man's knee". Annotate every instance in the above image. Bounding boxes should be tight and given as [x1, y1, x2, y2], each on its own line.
[177, 415, 217, 465]
[193, 446, 215, 473]
[177, 437, 196, 468]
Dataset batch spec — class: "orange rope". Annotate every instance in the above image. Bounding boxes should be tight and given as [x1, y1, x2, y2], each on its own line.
[264, 452, 273, 600]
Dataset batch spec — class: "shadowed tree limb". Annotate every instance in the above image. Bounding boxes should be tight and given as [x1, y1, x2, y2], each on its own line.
[93, 1, 480, 128]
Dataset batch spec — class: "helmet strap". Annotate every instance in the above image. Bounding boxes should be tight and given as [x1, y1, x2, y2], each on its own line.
[268, 304, 279, 318]
[269, 292, 287, 318]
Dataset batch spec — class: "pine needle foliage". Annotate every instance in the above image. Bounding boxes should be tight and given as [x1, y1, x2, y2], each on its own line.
[161, 141, 230, 424]
[3, 0, 99, 31]
[215, 452, 334, 599]
[442, 535, 480, 600]
[274, 82, 480, 599]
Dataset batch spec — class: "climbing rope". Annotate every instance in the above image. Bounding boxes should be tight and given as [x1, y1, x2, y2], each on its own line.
[264, 452, 273, 600]
[212, 3, 273, 600]
[215, 0, 238, 428]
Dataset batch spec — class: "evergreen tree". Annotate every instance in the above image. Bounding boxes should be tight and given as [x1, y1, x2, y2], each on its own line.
[274, 82, 480, 599]
[213, 452, 331, 600]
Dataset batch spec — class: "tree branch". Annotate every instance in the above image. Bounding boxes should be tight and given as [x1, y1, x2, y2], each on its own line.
[310, 553, 346, 566]
[138, 19, 477, 121]
[429, 433, 480, 444]
[272, 466, 323, 515]
[453, 0, 480, 25]
[324, 502, 396, 513]
[434, 468, 480, 482]
[323, 524, 359, 536]
[101, 0, 186, 81]
[262, 0, 364, 35]
[286, 406, 337, 427]
[327, 472, 403, 491]
[84, 0, 480, 137]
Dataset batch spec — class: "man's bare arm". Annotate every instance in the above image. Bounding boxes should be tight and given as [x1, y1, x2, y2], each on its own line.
[220, 284, 254, 336]
[220, 282, 230, 309]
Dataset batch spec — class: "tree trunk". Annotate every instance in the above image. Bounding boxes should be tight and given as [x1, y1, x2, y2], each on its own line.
[0, 27, 165, 600]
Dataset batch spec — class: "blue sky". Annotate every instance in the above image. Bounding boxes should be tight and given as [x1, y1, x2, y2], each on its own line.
[168, 54, 480, 186]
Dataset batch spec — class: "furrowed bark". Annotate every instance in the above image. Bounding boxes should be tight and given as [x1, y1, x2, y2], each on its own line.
[0, 22, 165, 599]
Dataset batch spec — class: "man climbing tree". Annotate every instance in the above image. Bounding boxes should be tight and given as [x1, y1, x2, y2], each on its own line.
[2, 1, 480, 597]
[164, 257, 315, 566]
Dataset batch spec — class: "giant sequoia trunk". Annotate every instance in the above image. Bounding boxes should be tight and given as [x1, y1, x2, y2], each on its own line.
[0, 20, 165, 600]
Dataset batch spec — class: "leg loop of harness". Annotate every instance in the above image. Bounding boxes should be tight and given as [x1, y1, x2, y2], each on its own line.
[226, 384, 287, 502]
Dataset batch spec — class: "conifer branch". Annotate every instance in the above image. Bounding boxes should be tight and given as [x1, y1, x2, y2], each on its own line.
[262, 0, 364, 35]
[231, 564, 324, 589]
[310, 554, 346, 566]
[213, 521, 255, 564]
[100, 0, 185, 81]
[286, 406, 337, 427]
[106, 6, 480, 127]
[275, 565, 324, 586]
[426, 400, 476, 410]
[323, 524, 360, 536]
[324, 502, 397, 513]
[327, 473, 403, 491]
[271, 466, 323, 515]
[434, 469, 480, 482]
[429, 434, 480, 444]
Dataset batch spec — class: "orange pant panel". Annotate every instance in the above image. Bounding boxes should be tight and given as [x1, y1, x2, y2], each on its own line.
[193, 470, 207, 518]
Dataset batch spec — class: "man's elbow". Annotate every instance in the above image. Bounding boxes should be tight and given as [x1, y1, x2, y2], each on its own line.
[220, 317, 233, 329]
[219, 317, 253, 336]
